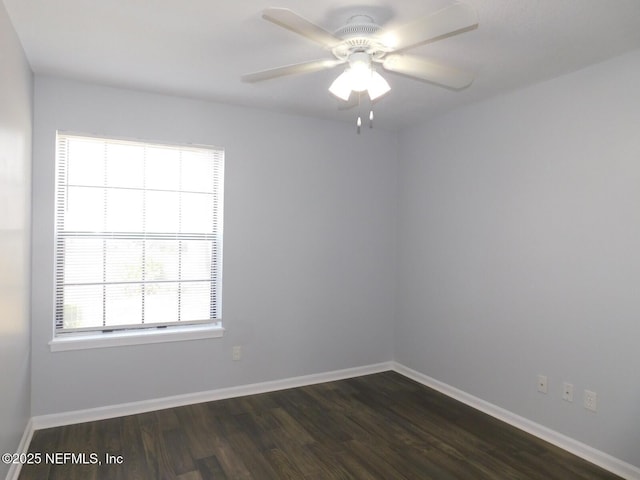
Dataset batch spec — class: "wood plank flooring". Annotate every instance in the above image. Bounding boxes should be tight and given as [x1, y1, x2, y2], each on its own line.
[19, 371, 623, 479]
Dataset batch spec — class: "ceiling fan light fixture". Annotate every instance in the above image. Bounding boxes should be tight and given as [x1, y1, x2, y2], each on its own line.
[329, 51, 391, 101]
[330, 68, 390, 101]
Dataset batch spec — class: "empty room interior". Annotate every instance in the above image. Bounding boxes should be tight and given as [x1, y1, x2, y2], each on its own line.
[1, 0, 640, 479]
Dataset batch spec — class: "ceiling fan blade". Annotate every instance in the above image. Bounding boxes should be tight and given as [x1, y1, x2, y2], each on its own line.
[242, 59, 343, 83]
[383, 54, 474, 90]
[376, 3, 478, 52]
[262, 7, 341, 48]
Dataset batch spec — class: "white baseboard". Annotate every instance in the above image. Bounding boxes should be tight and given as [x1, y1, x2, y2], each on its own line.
[31, 362, 393, 430]
[23, 360, 639, 480]
[392, 362, 640, 480]
[5, 418, 34, 480]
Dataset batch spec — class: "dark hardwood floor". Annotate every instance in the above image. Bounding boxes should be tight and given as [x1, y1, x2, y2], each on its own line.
[19, 371, 622, 479]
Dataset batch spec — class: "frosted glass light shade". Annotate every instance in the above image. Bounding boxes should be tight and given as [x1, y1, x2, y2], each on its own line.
[367, 72, 391, 100]
[348, 61, 372, 92]
[329, 71, 352, 101]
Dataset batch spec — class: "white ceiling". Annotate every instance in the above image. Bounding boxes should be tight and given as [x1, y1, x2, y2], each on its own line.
[5, 0, 640, 131]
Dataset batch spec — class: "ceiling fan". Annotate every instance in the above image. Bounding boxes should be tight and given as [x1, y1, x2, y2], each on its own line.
[242, 3, 479, 107]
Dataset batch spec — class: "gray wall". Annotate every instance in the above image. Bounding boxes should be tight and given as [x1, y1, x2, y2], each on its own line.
[395, 49, 640, 467]
[31, 76, 397, 416]
[0, 2, 32, 478]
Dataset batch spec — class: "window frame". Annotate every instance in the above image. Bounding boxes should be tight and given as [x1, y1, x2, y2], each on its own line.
[50, 132, 225, 351]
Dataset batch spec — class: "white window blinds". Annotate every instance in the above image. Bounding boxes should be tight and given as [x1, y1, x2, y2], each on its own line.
[54, 133, 224, 334]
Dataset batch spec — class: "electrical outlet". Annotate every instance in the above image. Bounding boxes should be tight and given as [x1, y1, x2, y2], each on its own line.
[232, 345, 242, 361]
[584, 390, 597, 412]
[537, 375, 548, 394]
[562, 382, 573, 402]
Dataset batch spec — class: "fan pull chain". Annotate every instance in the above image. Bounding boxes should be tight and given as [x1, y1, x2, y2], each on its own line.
[354, 100, 375, 134]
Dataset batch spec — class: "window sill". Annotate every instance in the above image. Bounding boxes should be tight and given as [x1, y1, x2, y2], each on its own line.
[49, 323, 224, 352]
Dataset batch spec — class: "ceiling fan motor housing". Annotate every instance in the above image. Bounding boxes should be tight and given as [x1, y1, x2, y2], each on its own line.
[332, 15, 388, 62]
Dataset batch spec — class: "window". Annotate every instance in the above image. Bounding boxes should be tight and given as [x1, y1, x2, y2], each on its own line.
[53, 133, 224, 347]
